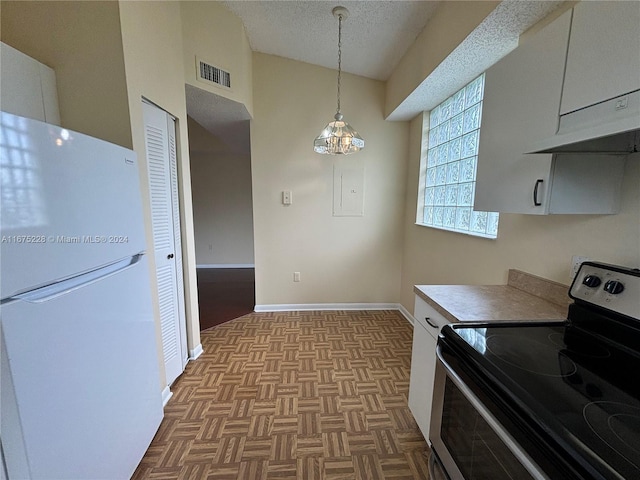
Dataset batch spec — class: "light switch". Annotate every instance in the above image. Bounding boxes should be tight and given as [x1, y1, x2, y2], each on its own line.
[282, 190, 292, 205]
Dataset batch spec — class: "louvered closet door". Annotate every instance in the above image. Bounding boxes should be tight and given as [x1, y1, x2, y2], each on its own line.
[167, 114, 188, 370]
[143, 101, 187, 386]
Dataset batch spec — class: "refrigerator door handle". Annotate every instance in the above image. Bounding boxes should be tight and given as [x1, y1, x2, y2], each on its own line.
[9, 254, 144, 303]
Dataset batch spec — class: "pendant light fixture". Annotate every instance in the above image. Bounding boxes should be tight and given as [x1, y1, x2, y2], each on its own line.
[314, 6, 365, 155]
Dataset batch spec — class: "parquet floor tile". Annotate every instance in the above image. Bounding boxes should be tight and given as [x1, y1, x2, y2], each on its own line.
[133, 310, 430, 479]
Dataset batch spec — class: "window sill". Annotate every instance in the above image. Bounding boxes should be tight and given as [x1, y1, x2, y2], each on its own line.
[414, 222, 498, 240]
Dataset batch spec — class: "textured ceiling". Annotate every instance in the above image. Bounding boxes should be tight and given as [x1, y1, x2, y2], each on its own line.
[185, 84, 251, 155]
[187, 0, 564, 148]
[221, 0, 441, 81]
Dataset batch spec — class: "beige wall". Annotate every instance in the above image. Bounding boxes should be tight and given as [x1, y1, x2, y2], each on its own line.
[385, 0, 498, 118]
[400, 114, 640, 312]
[119, 1, 200, 386]
[0, 0, 132, 148]
[251, 53, 409, 306]
[7, 0, 635, 341]
[180, 1, 253, 117]
[188, 117, 254, 265]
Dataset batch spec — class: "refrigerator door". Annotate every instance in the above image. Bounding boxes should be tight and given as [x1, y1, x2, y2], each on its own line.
[0, 255, 162, 479]
[0, 112, 147, 299]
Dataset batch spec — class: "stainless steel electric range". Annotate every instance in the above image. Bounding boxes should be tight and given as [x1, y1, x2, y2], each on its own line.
[429, 262, 640, 480]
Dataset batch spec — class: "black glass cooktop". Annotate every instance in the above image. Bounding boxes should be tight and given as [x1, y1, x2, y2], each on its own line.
[443, 321, 640, 480]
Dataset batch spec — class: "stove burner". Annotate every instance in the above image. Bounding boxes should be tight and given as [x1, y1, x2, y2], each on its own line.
[584, 402, 640, 471]
[548, 332, 611, 359]
[486, 334, 578, 377]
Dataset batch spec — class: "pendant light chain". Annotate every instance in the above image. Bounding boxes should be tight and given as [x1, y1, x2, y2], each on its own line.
[336, 13, 342, 115]
[313, 6, 364, 155]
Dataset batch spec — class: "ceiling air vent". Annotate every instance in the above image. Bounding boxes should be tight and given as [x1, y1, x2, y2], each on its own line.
[197, 58, 231, 89]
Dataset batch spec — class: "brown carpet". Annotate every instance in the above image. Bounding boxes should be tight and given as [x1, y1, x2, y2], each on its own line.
[197, 268, 255, 331]
[133, 310, 430, 479]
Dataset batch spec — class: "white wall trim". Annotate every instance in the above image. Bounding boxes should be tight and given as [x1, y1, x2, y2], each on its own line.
[189, 343, 203, 360]
[196, 264, 255, 269]
[397, 303, 415, 326]
[161, 386, 173, 408]
[254, 302, 413, 326]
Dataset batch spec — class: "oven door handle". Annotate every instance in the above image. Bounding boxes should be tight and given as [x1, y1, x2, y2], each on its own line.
[436, 346, 549, 480]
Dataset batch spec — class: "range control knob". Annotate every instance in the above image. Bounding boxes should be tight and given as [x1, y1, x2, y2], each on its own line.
[603, 280, 625, 295]
[582, 275, 602, 288]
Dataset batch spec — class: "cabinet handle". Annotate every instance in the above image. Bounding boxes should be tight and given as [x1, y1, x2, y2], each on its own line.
[533, 179, 544, 206]
[425, 317, 438, 329]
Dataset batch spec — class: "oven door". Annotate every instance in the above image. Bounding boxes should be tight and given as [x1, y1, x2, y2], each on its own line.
[429, 345, 548, 480]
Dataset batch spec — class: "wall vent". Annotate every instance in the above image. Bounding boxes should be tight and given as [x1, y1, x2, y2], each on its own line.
[197, 59, 231, 89]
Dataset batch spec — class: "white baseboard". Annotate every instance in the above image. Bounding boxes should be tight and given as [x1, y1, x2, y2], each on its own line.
[254, 302, 400, 312]
[397, 304, 415, 326]
[254, 302, 414, 327]
[196, 264, 255, 269]
[161, 386, 173, 408]
[189, 343, 203, 360]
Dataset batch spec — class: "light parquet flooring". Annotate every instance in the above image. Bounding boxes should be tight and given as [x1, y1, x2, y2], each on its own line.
[133, 310, 431, 480]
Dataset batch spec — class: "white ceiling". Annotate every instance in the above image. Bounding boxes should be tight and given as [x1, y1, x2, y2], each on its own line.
[187, 0, 564, 149]
[221, 0, 442, 81]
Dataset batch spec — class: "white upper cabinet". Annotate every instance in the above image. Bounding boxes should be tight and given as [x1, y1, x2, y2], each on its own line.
[475, 11, 571, 214]
[1, 42, 60, 125]
[561, 1, 640, 115]
[475, 7, 628, 215]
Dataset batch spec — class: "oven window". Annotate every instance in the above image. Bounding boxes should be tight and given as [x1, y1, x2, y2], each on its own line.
[441, 377, 536, 480]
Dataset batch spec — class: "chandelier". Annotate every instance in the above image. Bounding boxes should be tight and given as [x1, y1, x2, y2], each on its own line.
[313, 6, 365, 155]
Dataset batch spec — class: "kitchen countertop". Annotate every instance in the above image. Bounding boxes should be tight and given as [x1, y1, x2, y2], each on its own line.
[414, 270, 570, 324]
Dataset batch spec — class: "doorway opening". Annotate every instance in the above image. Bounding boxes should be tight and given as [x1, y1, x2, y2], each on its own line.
[196, 267, 254, 330]
[185, 86, 255, 330]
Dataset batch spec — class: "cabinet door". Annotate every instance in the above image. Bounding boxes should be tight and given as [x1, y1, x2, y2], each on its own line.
[561, 1, 640, 115]
[408, 319, 438, 440]
[414, 295, 449, 332]
[0, 42, 60, 125]
[409, 295, 448, 439]
[548, 154, 625, 214]
[474, 11, 571, 214]
[38, 63, 60, 125]
[1, 43, 46, 122]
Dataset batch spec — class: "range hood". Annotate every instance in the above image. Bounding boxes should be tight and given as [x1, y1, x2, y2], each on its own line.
[527, 90, 640, 154]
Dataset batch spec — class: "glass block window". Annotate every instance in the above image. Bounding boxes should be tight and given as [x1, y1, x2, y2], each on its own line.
[421, 74, 499, 238]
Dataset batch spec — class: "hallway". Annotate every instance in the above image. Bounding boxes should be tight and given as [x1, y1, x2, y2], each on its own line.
[197, 268, 255, 330]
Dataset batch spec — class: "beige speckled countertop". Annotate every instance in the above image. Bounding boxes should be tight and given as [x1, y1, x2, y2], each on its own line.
[414, 270, 570, 324]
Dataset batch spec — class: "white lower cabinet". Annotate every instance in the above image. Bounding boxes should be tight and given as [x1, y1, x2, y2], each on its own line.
[408, 295, 448, 440]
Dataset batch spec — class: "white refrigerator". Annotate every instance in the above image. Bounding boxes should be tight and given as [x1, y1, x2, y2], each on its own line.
[0, 112, 163, 479]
